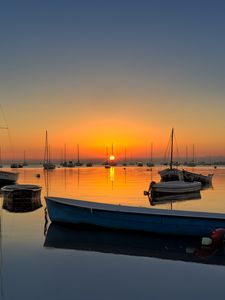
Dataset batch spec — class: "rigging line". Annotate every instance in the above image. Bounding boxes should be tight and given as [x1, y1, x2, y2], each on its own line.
[174, 132, 180, 161]
[163, 133, 171, 163]
[0, 104, 15, 161]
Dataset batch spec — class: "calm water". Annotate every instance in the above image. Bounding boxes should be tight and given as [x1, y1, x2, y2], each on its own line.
[1, 166, 225, 300]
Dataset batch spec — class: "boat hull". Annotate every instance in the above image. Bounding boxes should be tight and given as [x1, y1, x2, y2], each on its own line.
[45, 197, 225, 237]
[150, 181, 201, 196]
[0, 171, 19, 185]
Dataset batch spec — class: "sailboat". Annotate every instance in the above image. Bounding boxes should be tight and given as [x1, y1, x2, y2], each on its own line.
[43, 131, 56, 170]
[186, 144, 197, 167]
[75, 144, 83, 166]
[159, 129, 213, 185]
[159, 128, 183, 181]
[0, 128, 19, 185]
[145, 129, 202, 199]
[122, 147, 127, 166]
[146, 143, 154, 167]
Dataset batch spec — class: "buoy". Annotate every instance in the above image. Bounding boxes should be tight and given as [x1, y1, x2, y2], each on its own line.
[36, 174, 40, 178]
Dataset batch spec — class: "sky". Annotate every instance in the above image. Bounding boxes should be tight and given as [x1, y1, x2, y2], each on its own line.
[0, 0, 225, 161]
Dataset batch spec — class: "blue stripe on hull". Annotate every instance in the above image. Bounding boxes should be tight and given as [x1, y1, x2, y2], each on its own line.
[46, 199, 225, 237]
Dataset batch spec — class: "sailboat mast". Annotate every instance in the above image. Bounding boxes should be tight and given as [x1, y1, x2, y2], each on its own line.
[170, 128, 174, 169]
[44, 130, 49, 163]
[77, 144, 80, 163]
[150, 143, 153, 163]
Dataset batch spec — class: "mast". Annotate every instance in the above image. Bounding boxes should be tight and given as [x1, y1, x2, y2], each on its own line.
[192, 144, 195, 163]
[77, 144, 80, 164]
[150, 143, 153, 163]
[44, 130, 49, 163]
[170, 128, 174, 170]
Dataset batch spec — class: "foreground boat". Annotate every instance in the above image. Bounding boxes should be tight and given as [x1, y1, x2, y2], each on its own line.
[0, 170, 19, 185]
[45, 196, 225, 237]
[44, 223, 225, 266]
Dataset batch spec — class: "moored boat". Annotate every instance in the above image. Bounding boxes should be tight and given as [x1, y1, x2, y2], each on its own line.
[0, 170, 19, 185]
[147, 180, 201, 197]
[45, 196, 225, 237]
[1, 184, 42, 212]
[183, 170, 213, 185]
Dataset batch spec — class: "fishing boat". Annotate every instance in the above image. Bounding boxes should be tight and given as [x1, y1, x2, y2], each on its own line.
[146, 180, 201, 198]
[45, 196, 225, 237]
[43, 130, 56, 170]
[44, 223, 225, 266]
[182, 170, 213, 185]
[159, 129, 213, 185]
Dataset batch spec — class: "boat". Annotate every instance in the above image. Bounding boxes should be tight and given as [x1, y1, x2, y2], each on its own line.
[1, 184, 42, 212]
[45, 196, 225, 237]
[146, 143, 154, 167]
[146, 180, 201, 198]
[44, 223, 225, 266]
[75, 144, 83, 166]
[43, 130, 56, 170]
[136, 161, 143, 167]
[182, 170, 213, 185]
[159, 129, 213, 185]
[0, 170, 19, 186]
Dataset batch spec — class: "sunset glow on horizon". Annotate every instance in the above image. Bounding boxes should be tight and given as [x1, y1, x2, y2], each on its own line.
[1, 1, 225, 162]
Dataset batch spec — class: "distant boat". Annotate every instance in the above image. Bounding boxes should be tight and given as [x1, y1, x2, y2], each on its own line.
[10, 163, 19, 168]
[122, 147, 127, 166]
[43, 130, 56, 170]
[75, 144, 83, 166]
[23, 150, 28, 166]
[137, 161, 143, 167]
[86, 162, 93, 167]
[146, 143, 154, 167]
[45, 196, 225, 237]
[186, 144, 197, 167]
[0, 115, 19, 183]
[159, 129, 213, 186]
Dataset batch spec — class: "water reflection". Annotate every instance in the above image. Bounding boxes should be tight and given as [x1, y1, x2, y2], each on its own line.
[44, 223, 225, 266]
[149, 192, 201, 206]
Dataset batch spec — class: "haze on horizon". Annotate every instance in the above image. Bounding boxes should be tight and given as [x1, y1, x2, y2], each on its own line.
[0, 0, 225, 161]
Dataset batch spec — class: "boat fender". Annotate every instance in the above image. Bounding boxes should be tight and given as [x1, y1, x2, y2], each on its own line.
[210, 228, 225, 243]
[201, 237, 212, 246]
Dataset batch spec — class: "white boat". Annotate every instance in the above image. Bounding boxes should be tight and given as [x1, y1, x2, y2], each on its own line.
[148, 180, 201, 197]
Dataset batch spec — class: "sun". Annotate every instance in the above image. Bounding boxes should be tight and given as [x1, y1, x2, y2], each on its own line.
[109, 155, 115, 161]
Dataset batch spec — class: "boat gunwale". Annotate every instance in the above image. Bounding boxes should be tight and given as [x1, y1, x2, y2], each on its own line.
[45, 196, 225, 220]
